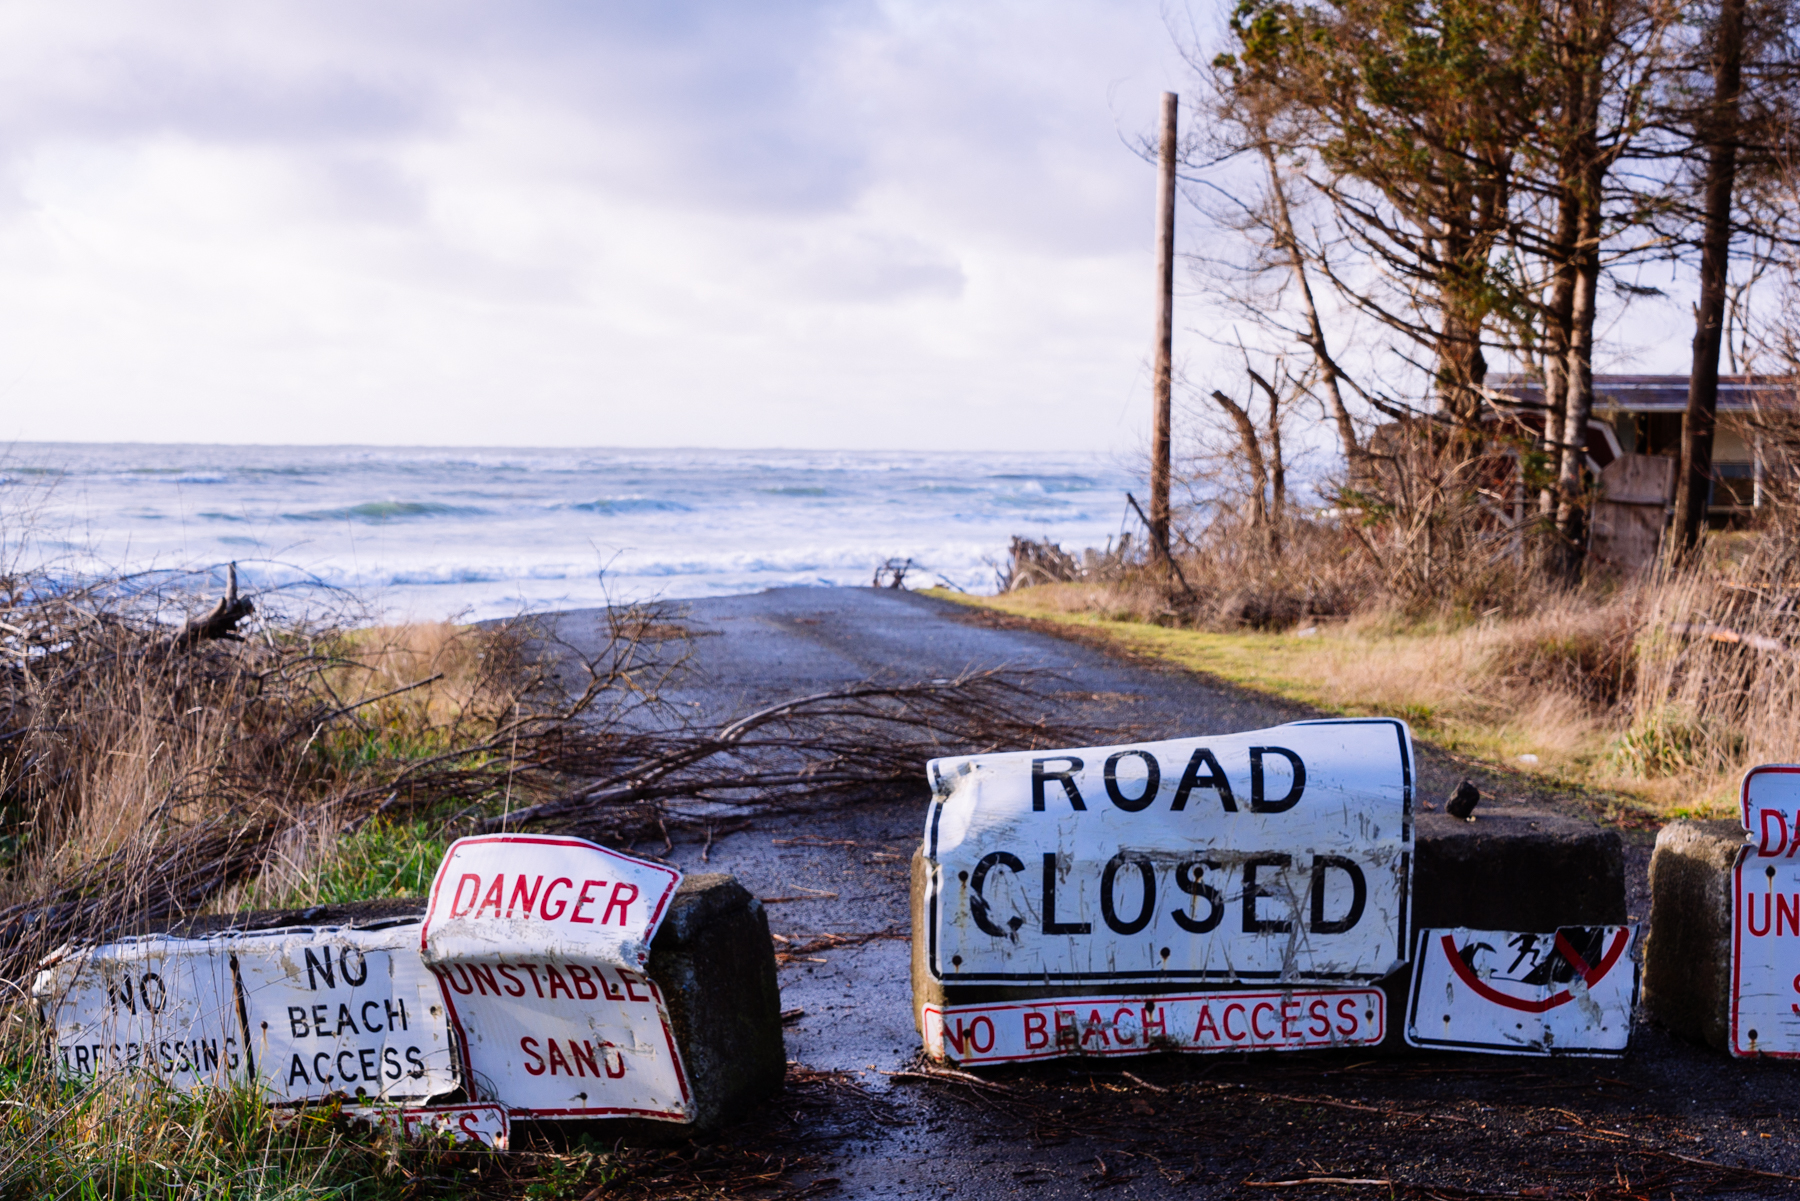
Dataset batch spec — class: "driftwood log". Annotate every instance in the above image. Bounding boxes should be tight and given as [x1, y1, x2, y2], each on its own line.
[170, 562, 255, 648]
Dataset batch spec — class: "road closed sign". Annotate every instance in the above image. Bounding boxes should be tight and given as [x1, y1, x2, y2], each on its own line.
[921, 719, 1414, 987]
[1732, 764, 1800, 1057]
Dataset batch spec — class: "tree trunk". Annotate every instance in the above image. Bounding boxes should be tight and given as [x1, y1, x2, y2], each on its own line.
[1673, 0, 1748, 551]
[1248, 367, 1288, 555]
[1212, 389, 1270, 533]
[1555, 163, 1604, 567]
[1256, 140, 1366, 491]
[1539, 187, 1579, 515]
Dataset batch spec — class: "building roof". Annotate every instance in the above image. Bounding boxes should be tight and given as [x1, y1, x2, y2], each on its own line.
[1488, 373, 1793, 413]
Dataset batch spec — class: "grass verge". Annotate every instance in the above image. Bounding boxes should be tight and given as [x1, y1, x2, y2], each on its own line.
[927, 585, 1738, 822]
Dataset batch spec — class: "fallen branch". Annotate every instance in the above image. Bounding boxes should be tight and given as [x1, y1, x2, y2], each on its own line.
[880, 1066, 1018, 1094]
[170, 562, 255, 648]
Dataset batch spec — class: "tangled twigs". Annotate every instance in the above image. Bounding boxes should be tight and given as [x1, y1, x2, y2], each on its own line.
[0, 816, 275, 977]
[478, 670, 1086, 837]
[0, 565, 1086, 983]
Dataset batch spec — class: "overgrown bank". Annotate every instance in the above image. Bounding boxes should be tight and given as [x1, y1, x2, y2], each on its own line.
[0, 570, 1077, 1200]
[932, 567, 1785, 822]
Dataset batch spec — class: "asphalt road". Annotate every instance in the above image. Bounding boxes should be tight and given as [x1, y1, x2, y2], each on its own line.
[527, 587, 1798, 1199]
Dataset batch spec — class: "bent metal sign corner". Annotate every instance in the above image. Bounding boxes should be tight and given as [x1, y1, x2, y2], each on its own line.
[918, 718, 1414, 1062]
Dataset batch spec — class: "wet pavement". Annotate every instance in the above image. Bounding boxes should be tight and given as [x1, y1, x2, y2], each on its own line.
[529, 587, 1798, 1198]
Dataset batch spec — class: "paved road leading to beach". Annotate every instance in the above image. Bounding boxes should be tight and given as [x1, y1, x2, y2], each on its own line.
[528, 588, 1790, 1199]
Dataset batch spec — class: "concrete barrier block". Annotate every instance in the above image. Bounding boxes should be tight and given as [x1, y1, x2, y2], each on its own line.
[1642, 819, 1743, 1051]
[639, 872, 786, 1134]
[1414, 811, 1626, 932]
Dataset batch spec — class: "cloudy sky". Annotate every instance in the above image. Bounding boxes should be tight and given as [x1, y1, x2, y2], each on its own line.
[0, 1, 1208, 450]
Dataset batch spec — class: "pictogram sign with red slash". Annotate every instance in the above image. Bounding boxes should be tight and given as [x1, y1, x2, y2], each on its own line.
[1438, 928, 1632, 1013]
[1405, 925, 1638, 1056]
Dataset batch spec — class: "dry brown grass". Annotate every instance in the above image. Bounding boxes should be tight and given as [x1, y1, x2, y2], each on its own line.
[972, 561, 1795, 818]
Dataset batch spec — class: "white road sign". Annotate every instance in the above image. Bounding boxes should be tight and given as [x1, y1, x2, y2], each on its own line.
[1731, 764, 1800, 1057]
[36, 936, 245, 1087]
[923, 987, 1385, 1065]
[422, 835, 691, 1120]
[234, 923, 459, 1103]
[36, 923, 461, 1104]
[1404, 926, 1637, 1056]
[922, 719, 1414, 986]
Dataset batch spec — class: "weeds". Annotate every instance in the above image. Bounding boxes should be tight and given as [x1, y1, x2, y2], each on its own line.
[0, 552, 1084, 1198]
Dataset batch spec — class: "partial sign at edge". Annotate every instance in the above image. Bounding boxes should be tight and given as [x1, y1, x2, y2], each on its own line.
[1731, 763, 1800, 1057]
[1404, 926, 1638, 1057]
[348, 1102, 510, 1149]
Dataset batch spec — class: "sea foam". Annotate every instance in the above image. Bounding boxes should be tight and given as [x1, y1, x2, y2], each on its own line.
[4, 444, 1141, 621]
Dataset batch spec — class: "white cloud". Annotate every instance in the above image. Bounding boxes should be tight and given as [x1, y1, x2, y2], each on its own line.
[0, 0, 1193, 450]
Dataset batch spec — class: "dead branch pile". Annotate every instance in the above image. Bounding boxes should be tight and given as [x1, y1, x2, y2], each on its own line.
[998, 534, 1138, 592]
[478, 672, 1072, 838]
[0, 569, 1085, 980]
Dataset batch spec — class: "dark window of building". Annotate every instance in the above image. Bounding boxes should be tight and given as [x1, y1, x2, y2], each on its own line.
[1711, 462, 1756, 509]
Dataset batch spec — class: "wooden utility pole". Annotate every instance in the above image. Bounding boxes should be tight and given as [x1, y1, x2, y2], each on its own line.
[1149, 91, 1177, 560]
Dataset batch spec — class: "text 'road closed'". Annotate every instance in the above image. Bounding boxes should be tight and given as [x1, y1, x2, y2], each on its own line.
[924, 719, 1414, 985]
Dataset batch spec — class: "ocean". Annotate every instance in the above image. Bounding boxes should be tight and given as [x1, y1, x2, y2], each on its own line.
[4, 444, 1143, 621]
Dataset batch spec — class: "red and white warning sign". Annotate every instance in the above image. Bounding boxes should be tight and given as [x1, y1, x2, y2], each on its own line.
[421, 834, 691, 1119]
[1731, 764, 1800, 1057]
[1404, 926, 1637, 1056]
[922, 988, 1385, 1065]
[348, 1101, 510, 1149]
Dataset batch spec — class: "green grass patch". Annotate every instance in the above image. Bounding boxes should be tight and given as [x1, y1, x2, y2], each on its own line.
[308, 818, 454, 905]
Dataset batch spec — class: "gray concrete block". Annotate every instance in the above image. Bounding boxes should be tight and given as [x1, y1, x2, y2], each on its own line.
[1413, 810, 1626, 932]
[638, 872, 786, 1134]
[1642, 819, 1743, 1051]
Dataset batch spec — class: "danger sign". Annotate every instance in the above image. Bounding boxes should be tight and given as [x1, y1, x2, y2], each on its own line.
[923, 988, 1385, 1065]
[1404, 926, 1637, 1056]
[421, 835, 691, 1120]
[1731, 764, 1800, 1057]
[921, 719, 1413, 986]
